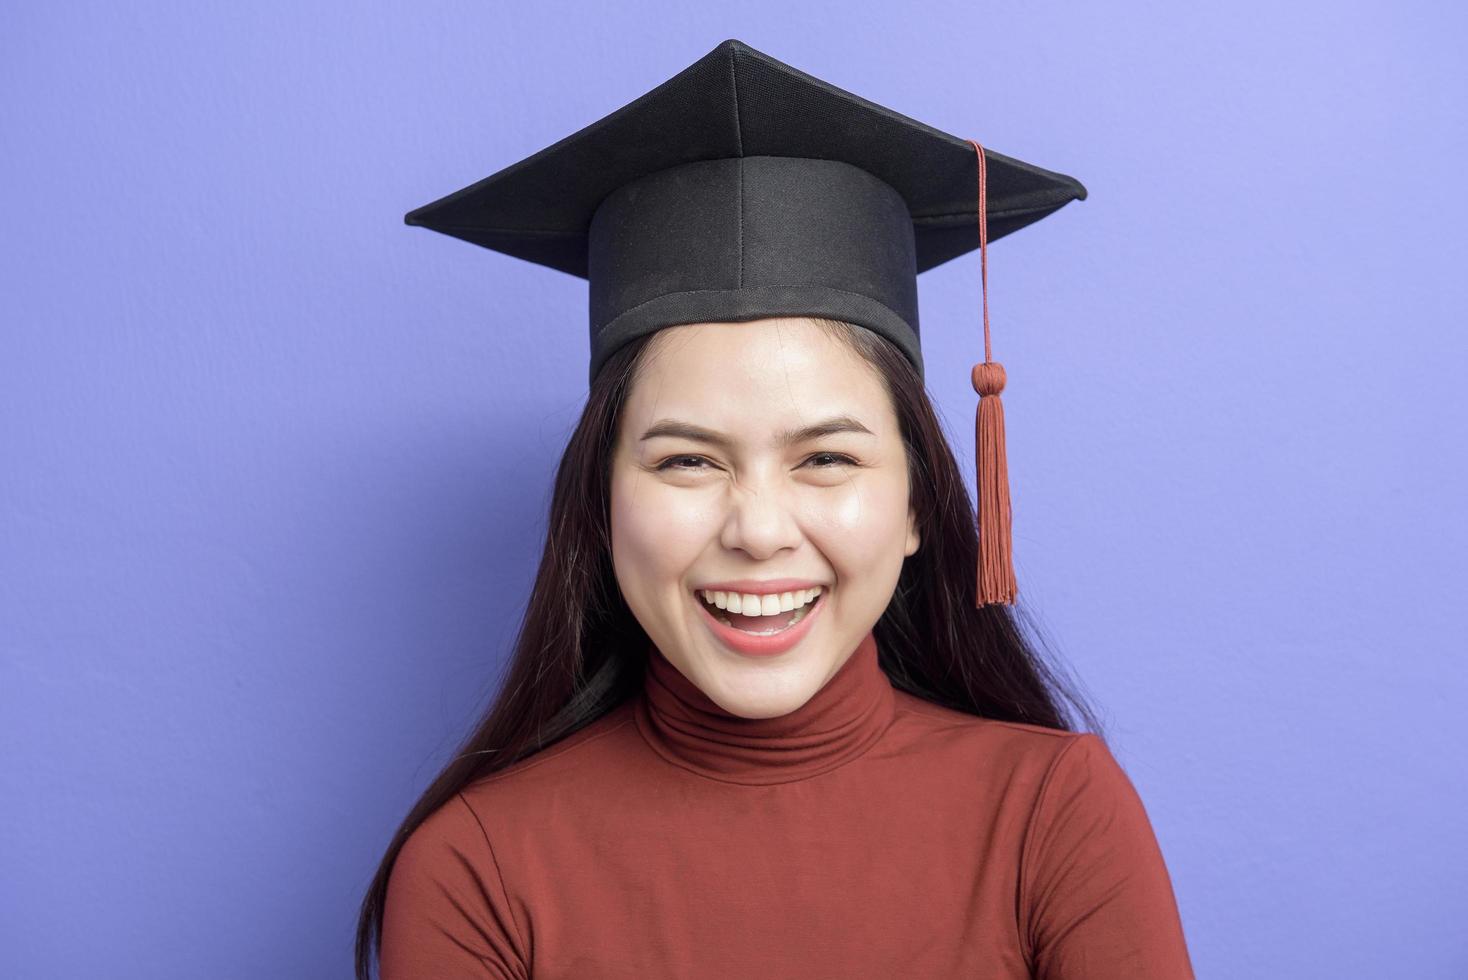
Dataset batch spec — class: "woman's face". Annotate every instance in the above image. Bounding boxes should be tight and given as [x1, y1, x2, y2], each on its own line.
[610, 317, 919, 720]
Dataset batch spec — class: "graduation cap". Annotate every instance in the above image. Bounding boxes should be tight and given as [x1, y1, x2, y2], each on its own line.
[405, 37, 1087, 608]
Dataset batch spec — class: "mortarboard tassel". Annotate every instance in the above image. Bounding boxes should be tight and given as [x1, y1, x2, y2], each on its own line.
[967, 140, 1018, 607]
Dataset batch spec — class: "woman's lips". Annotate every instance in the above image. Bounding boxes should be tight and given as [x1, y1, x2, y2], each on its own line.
[693, 589, 825, 658]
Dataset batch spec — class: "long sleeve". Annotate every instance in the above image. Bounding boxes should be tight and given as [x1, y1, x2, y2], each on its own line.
[380, 792, 530, 980]
[1019, 733, 1196, 980]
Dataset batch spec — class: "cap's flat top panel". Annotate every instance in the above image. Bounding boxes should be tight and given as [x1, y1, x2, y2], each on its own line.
[405, 38, 1086, 278]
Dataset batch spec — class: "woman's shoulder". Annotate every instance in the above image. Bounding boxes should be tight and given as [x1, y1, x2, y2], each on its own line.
[888, 688, 1107, 786]
[893, 688, 1087, 748]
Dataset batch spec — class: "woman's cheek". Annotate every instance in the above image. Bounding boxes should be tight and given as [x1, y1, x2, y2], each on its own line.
[613, 480, 712, 570]
[818, 479, 907, 548]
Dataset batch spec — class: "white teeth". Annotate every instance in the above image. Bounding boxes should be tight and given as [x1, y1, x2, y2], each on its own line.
[699, 586, 822, 617]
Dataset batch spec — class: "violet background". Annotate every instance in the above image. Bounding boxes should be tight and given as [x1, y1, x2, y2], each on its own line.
[3, 2, 1465, 977]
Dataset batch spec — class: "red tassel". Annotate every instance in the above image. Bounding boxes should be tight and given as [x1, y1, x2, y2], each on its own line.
[967, 140, 1018, 607]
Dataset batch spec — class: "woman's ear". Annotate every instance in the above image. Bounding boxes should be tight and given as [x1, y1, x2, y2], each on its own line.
[904, 506, 920, 557]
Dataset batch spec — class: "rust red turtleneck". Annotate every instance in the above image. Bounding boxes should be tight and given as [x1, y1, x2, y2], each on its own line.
[381, 631, 1195, 978]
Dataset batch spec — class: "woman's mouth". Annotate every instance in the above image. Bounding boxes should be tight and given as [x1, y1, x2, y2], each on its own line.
[692, 585, 827, 657]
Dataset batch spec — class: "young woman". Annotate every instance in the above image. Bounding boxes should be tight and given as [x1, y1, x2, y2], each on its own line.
[358, 38, 1195, 980]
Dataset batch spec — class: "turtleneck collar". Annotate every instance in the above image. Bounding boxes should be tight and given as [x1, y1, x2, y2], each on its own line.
[633, 630, 896, 785]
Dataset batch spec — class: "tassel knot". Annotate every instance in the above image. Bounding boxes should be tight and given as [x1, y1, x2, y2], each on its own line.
[971, 361, 1006, 397]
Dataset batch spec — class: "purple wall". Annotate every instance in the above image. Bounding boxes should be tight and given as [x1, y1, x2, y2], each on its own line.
[3, 2, 1464, 977]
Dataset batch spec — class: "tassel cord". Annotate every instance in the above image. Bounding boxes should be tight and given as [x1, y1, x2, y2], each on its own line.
[966, 140, 1018, 607]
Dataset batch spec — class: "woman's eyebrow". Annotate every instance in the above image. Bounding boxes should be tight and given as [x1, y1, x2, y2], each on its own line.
[639, 415, 874, 449]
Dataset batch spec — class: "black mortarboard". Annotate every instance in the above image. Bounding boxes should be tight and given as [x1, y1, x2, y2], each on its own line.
[405, 37, 1088, 608]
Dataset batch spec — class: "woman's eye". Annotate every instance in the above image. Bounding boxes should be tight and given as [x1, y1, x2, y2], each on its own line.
[656, 453, 856, 471]
[656, 455, 709, 471]
[805, 452, 857, 469]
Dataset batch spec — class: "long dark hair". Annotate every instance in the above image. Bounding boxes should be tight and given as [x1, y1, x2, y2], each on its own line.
[353, 317, 1107, 978]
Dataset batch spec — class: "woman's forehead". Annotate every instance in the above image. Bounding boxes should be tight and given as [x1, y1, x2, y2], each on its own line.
[626, 369, 894, 449]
